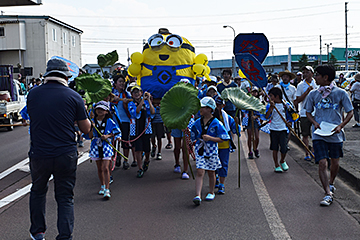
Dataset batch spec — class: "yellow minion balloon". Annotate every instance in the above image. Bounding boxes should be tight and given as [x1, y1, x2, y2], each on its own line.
[128, 28, 208, 99]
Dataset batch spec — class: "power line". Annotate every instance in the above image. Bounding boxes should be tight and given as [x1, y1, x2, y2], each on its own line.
[76, 10, 339, 28]
[4, 3, 341, 20]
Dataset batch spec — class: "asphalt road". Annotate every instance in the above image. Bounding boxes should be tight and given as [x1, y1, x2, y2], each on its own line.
[1, 126, 360, 239]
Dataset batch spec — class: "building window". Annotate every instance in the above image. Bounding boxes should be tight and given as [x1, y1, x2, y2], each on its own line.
[52, 28, 57, 42]
[63, 32, 67, 45]
[0, 27, 4, 37]
[71, 35, 76, 47]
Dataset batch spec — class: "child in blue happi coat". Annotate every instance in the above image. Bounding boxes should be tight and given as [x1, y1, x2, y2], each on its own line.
[84, 101, 121, 199]
[191, 97, 230, 205]
[213, 95, 239, 194]
[128, 85, 155, 178]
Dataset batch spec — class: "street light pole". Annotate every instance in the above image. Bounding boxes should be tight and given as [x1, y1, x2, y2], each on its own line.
[223, 25, 236, 78]
[325, 43, 332, 63]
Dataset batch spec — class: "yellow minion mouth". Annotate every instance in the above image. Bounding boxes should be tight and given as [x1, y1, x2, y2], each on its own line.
[159, 55, 169, 61]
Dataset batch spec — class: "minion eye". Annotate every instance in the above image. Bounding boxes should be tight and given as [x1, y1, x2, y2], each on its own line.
[148, 34, 164, 48]
[166, 35, 182, 48]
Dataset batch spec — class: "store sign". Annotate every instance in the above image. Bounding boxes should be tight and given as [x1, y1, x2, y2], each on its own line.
[345, 50, 360, 58]
[308, 56, 318, 61]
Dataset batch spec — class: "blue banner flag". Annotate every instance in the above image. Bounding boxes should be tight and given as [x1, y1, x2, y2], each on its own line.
[50, 56, 79, 82]
[233, 33, 269, 64]
[235, 53, 267, 88]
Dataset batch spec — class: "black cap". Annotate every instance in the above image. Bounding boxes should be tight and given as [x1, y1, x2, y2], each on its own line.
[158, 28, 171, 34]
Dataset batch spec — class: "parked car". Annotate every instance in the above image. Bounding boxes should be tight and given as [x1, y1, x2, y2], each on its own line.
[0, 65, 26, 131]
[335, 70, 359, 84]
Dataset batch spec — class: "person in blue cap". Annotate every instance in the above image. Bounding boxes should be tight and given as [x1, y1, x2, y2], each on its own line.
[191, 96, 230, 205]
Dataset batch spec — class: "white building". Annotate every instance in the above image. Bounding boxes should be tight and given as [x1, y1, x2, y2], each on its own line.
[0, 15, 82, 78]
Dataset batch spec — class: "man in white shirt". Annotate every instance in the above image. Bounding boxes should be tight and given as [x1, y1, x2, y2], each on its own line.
[294, 66, 317, 161]
[279, 70, 297, 104]
[279, 70, 297, 143]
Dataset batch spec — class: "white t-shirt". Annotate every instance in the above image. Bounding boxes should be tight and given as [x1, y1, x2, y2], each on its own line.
[281, 84, 296, 103]
[240, 79, 250, 91]
[269, 103, 288, 131]
[295, 79, 317, 117]
[350, 81, 360, 101]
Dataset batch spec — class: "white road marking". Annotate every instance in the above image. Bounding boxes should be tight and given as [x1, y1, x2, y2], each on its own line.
[0, 154, 89, 209]
[0, 158, 29, 180]
[240, 134, 291, 239]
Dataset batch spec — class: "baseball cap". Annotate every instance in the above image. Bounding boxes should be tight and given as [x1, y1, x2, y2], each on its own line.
[43, 58, 72, 78]
[297, 71, 302, 75]
[251, 86, 259, 91]
[200, 96, 216, 110]
[126, 82, 137, 91]
[130, 85, 142, 93]
[94, 101, 110, 111]
[207, 85, 217, 93]
[302, 66, 314, 73]
[206, 76, 217, 83]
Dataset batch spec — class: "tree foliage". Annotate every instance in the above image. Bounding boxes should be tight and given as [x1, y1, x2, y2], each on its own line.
[298, 54, 309, 69]
[329, 53, 338, 67]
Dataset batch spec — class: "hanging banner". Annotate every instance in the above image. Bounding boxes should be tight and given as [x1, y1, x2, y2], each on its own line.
[233, 33, 269, 63]
[235, 53, 267, 88]
[50, 56, 79, 82]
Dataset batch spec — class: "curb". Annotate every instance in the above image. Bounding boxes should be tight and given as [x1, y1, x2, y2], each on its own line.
[290, 134, 360, 192]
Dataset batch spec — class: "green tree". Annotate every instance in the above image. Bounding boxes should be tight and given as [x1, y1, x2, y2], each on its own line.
[312, 59, 319, 69]
[298, 54, 309, 69]
[329, 53, 338, 67]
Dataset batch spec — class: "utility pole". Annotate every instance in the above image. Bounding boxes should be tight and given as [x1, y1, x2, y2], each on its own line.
[319, 35, 322, 65]
[325, 43, 332, 63]
[345, 2, 349, 70]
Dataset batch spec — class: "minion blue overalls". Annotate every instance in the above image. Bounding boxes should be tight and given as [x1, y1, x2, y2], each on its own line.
[141, 63, 195, 99]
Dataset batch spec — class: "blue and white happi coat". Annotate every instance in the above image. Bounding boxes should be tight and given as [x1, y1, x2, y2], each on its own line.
[241, 110, 262, 127]
[84, 118, 121, 158]
[191, 118, 230, 171]
[128, 99, 154, 136]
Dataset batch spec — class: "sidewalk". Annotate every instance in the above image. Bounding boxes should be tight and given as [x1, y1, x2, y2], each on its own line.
[291, 117, 360, 192]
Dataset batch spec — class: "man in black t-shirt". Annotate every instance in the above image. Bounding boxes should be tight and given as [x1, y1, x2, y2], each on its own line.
[27, 58, 91, 240]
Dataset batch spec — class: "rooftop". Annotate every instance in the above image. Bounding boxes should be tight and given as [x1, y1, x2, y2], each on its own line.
[0, 15, 83, 34]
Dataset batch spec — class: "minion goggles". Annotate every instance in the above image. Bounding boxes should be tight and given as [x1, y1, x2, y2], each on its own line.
[143, 34, 195, 52]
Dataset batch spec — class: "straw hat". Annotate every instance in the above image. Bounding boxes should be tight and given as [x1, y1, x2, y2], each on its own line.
[278, 70, 296, 80]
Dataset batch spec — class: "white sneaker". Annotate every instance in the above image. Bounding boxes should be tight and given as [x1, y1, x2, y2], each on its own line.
[98, 185, 105, 195]
[329, 184, 336, 194]
[320, 195, 333, 206]
[205, 193, 215, 201]
[181, 172, 190, 179]
[103, 189, 111, 199]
